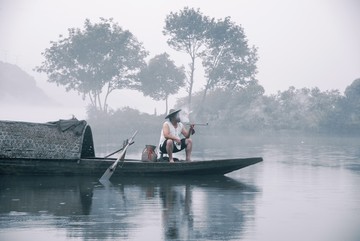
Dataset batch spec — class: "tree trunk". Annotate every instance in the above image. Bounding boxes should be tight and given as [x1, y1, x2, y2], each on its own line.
[89, 93, 95, 109]
[202, 80, 211, 107]
[165, 95, 169, 115]
[198, 80, 211, 115]
[103, 83, 112, 114]
[188, 56, 196, 111]
[96, 90, 103, 112]
[91, 91, 99, 110]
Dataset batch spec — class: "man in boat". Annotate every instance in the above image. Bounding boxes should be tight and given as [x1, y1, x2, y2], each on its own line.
[158, 109, 195, 162]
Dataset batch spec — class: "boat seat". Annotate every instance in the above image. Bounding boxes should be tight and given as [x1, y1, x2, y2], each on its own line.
[158, 152, 167, 162]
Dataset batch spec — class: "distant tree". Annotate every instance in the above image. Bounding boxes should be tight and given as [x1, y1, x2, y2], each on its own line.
[201, 17, 258, 104]
[35, 18, 148, 113]
[269, 87, 343, 131]
[163, 7, 211, 109]
[345, 78, 360, 108]
[343, 78, 360, 129]
[138, 53, 186, 114]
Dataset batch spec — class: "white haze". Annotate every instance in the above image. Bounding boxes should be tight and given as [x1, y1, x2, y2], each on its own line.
[0, 0, 359, 122]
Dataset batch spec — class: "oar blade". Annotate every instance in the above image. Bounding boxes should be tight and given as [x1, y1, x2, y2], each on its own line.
[99, 166, 114, 182]
[99, 130, 138, 182]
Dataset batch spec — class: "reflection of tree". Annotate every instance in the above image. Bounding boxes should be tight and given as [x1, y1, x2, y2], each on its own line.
[194, 187, 249, 239]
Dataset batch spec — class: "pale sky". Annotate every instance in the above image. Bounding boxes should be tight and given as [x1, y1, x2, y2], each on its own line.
[0, 0, 359, 121]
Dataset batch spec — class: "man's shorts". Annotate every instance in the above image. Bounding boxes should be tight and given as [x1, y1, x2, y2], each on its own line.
[160, 138, 187, 154]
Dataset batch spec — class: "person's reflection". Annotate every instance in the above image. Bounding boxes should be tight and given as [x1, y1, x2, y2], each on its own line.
[160, 184, 193, 240]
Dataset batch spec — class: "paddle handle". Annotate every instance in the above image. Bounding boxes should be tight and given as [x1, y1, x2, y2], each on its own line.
[113, 131, 137, 165]
[104, 147, 124, 158]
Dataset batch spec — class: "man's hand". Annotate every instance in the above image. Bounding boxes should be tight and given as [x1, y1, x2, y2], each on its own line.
[174, 137, 181, 145]
[190, 124, 195, 135]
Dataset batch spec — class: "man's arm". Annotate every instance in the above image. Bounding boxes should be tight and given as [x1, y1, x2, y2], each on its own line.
[182, 124, 195, 139]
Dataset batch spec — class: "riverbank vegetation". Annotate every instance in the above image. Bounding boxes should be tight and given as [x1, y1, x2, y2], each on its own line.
[87, 78, 360, 141]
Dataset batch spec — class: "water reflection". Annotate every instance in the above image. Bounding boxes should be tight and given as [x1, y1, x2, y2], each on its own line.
[0, 175, 259, 241]
[1, 135, 360, 241]
[0, 176, 94, 216]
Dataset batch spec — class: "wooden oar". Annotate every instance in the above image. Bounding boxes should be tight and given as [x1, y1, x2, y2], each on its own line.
[103, 139, 134, 158]
[104, 147, 124, 158]
[99, 130, 138, 181]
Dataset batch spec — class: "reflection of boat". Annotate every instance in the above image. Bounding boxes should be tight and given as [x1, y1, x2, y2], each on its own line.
[0, 119, 262, 176]
[0, 176, 95, 216]
[110, 174, 259, 192]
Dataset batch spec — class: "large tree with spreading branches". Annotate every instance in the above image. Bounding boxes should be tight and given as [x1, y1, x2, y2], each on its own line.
[36, 18, 148, 113]
[163, 7, 211, 109]
[163, 8, 258, 111]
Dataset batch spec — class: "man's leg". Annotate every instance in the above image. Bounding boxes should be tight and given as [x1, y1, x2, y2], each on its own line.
[185, 138, 192, 161]
[166, 139, 175, 162]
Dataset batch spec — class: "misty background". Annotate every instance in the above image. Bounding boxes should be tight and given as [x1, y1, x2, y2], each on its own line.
[1, 0, 360, 140]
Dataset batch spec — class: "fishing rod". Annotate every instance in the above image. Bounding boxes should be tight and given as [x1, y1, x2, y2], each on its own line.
[185, 122, 209, 126]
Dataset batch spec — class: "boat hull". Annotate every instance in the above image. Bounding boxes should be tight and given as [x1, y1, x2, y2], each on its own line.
[0, 157, 263, 177]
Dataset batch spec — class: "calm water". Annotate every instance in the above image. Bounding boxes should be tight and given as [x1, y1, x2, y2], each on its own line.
[1, 135, 360, 241]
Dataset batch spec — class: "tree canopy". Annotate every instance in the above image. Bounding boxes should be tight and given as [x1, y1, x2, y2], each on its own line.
[35, 18, 148, 113]
[345, 78, 360, 107]
[138, 53, 186, 114]
[163, 7, 211, 109]
[163, 8, 258, 111]
[201, 17, 258, 102]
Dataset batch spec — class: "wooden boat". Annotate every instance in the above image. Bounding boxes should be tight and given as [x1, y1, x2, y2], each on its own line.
[0, 157, 262, 176]
[0, 119, 263, 177]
